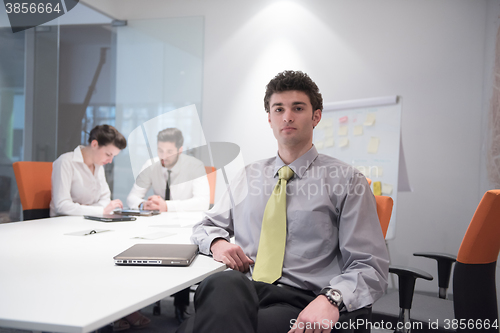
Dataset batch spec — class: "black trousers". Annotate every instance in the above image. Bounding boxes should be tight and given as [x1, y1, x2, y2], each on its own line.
[177, 270, 317, 333]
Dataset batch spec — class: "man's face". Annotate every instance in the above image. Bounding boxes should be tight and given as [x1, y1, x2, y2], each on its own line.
[157, 141, 182, 169]
[268, 90, 321, 149]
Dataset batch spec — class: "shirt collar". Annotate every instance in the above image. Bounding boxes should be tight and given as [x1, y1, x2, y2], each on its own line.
[273, 145, 319, 179]
[73, 145, 101, 172]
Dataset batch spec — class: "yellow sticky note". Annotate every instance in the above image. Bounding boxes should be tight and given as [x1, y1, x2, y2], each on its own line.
[353, 125, 363, 136]
[339, 138, 349, 148]
[316, 121, 325, 129]
[338, 125, 348, 136]
[315, 141, 324, 150]
[382, 183, 393, 195]
[367, 137, 380, 154]
[325, 138, 334, 148]
[363, 113, 376, 126]
[325, 129, 334, 137]
[373, 181, 382, 196]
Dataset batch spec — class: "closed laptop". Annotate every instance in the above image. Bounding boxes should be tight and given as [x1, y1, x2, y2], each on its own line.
[114, 244, 198, 266]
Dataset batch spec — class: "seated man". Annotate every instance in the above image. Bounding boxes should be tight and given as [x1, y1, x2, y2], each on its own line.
[182, 70, 389, 333]
[127, 127, 210, 212]
[127, 127, 210, 322]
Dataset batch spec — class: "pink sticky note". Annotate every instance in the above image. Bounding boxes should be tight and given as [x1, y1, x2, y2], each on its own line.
[339, 116, 348, 123]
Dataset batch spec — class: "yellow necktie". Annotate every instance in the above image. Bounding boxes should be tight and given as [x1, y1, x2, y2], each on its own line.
[253, 166, 294, 284]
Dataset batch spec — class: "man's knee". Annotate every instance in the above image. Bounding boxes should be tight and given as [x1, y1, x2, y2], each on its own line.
[198, 270, 251, 293]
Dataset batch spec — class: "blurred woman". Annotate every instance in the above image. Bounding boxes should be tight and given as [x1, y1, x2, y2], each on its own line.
[50, 124, 126, 216]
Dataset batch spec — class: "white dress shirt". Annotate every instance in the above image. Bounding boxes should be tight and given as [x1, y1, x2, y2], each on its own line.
[192, 146, 389, 312]
[126, 154, 210, 212]
[50, 146, 111, 217]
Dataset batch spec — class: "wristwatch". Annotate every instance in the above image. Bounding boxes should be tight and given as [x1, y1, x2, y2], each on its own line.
[319, 287, 343, 309]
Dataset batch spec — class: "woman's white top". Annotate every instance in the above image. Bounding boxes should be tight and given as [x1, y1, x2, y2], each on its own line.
[50, 146, 111, 216]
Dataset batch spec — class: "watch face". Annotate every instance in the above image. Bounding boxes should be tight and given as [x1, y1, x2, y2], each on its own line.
[331, 290, 342, 302]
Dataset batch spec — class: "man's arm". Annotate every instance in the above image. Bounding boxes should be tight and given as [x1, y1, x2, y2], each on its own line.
[126, 183, 149, 208]
[167, 173, 210, 212]
[328, 173, 389, 311]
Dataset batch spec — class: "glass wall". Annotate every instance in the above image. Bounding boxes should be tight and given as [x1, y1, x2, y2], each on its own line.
[0, 3, 204, 221]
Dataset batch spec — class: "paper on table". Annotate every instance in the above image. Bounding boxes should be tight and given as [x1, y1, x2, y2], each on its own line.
[363, 113, 376, 126]
[339, 138, 349, 148]
[65, 229, 112, 236]
[353, 126, 363, 136]
[382, 183, 393, 195]
[338, 125, 348, 136]
[132, 231, 176, 240]
[325, 138, 335, 148]
[367, 137, 380, 154]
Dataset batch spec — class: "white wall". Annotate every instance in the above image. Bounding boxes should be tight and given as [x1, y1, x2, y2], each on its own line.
[83, 0, 499, 294]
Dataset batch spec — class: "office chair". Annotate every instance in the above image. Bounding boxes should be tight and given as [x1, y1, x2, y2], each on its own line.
[205, 166, 216, 209]
[12, 161, 52, 221]
[373, 190, 500, 332]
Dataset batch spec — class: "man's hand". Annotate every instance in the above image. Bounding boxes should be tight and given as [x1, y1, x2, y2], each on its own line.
[145, 195, 168, 212]
[210, 239, 254, 273]
[288, 296, 339, 333]
[104, 199, 123, 214]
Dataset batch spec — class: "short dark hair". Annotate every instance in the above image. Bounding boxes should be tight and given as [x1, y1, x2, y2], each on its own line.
[88, 125, 127, 150]
[264, 70, 323, 113]
[157, 128, 184, 148]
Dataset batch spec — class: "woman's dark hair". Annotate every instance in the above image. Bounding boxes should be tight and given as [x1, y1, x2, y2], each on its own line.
[264, 70, 323, 113]
[88, 125, 127, 150]
[157, 128, 184, 149]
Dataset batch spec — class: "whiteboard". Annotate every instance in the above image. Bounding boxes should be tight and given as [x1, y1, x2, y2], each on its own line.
[314, 96, 401, 240]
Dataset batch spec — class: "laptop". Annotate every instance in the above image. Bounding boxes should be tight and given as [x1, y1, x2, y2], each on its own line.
[113, 208, 160, 216]
[84, 215, 137, 222]
[113, 244, 199, 266]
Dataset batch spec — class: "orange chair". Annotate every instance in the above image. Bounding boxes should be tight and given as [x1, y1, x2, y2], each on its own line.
[12, 161, 52, 220]
[375, 195, 393, 238]
[374, 190, 500, 332]
[366, 177, 372, 186]
[205, 166, 216, 208]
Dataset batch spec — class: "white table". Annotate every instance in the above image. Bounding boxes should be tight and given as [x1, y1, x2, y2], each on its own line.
[0, 212, 226, 333]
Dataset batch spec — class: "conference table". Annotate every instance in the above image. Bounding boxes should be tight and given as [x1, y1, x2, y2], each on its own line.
[0, 212, 226, 333]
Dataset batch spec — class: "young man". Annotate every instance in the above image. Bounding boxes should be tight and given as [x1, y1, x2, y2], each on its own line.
[126, 127, 210, 212]
[184, 71, 389, 333]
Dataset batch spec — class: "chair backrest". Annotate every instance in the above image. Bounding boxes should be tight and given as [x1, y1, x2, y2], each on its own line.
[205, 166, 216, 206]
[375, 195, 393, 238]
[453, 190, 500, 327]
[366, 177, 372, 185]
[12, 161, 52, 220]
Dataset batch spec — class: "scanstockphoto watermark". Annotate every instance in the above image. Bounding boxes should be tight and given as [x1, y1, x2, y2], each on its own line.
[3, 0, 80, 33]
[290, 318, 423, 331]
[248, 164, 375, 199]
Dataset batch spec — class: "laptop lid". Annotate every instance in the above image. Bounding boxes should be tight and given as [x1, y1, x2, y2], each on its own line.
[113, 244, 198, 266]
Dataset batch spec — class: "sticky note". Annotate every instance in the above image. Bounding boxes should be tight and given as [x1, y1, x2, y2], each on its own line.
[353, 126, 363, 136]
[324, 118, 334, 126]
[339, 138, 349, 148]
[325, 129, 334, 137]
[339, 116, 348, 123]
[363, 113, 376, 126]
[338, 125, 348, 136]
[315, 141, 324, 150]
[382, 183, 393, 195]
[325, 138, 334, 147]
[316, 121, 325, 129]
[373, 181, 382, 196]
[367, 137, 380, 154]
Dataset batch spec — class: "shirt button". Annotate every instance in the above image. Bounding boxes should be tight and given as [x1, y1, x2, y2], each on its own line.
[349, 304, 352, 309]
